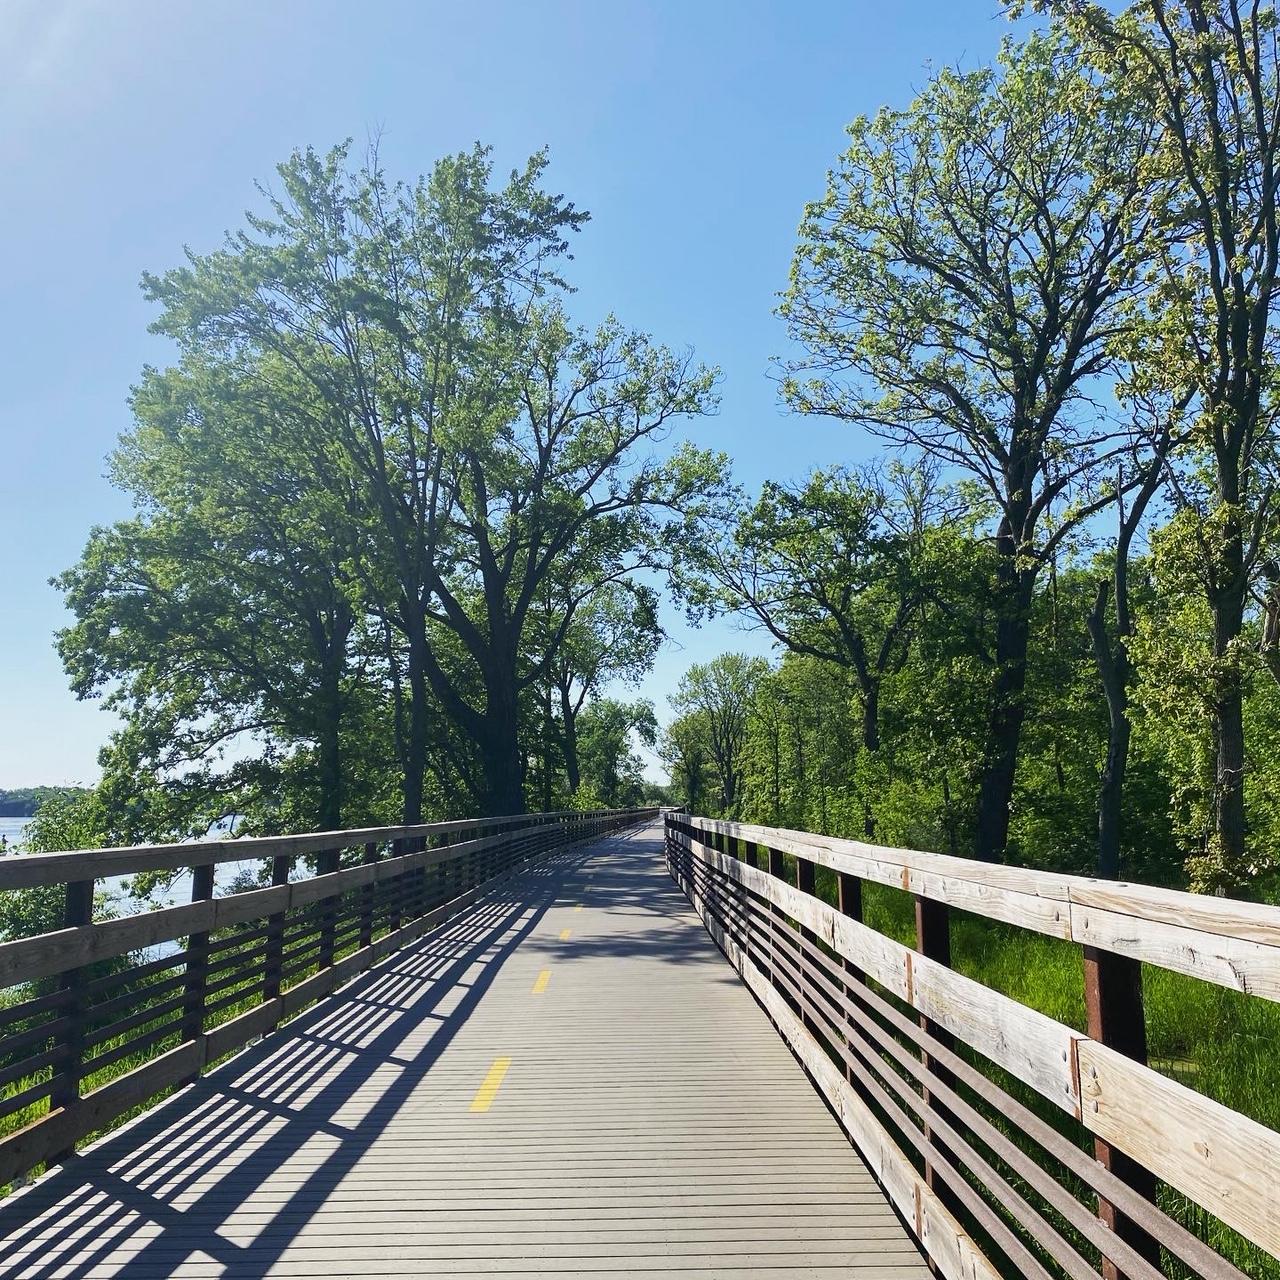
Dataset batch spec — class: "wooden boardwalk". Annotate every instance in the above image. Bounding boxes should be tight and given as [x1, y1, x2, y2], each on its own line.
[0, 822, 928, 1279]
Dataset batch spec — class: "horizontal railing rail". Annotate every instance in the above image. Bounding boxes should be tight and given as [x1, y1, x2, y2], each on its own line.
[666, 811, 1280, 1280]
[0, 807, 656, 1188]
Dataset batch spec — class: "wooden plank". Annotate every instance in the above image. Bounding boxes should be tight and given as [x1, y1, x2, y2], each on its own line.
[682, 818, 1280, 985]
[690, 816, 1076, 901]
[686, 824, 1280, 1268]
[0, 1041, 202, 1188]
[1069, 881, 1280, 945]
[693, 879, 996, 1280]
[0, 830, 545, 990]
[681, 834, 910, 997]
[0, 809, 656, 891]
[0, 825, 631, 1189]
[1069, 902, 1280, 1003]
[1078, 1039, 1280, 1262]
[909, 950, 1082, 1117]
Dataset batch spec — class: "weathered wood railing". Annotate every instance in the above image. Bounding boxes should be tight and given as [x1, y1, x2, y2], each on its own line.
[0, 806, 655, 1186]
[666, 812, 1280, 1280]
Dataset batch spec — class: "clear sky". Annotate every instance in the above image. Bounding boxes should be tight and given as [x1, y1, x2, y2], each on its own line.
[0, 0, 1023, 788]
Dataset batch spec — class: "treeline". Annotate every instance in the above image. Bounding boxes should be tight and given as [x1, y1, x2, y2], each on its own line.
[51, 145, 703, 848]
[663, 5, 1280, 895]
[48, 2, 1280, 898]
[0, 789, 87, 819]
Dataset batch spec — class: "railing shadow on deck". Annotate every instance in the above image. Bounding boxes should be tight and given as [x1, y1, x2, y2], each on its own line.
[0, 844, 634, 1279]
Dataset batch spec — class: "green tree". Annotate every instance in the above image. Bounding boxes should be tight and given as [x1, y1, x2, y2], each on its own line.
[781, 34, 1155, 861]
[143, 143, 720, 820]
[660, 711, 712, 814]
[696, 461, 969, 836]
[542, 581, 663, 798]
[1050, 1, 1280, 888]
[2, 790, 113, 945]
[58, 355, 362, 837]
[670, 654, 768, 815]
[576, 698, 658, 808]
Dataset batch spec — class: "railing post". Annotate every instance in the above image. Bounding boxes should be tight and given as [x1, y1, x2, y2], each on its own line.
[49, 876, 94, 1162]
[837, 871, 864, 1088]
[914, 894, 957, 1234]
[767, 846, 786, 993]
[1084, 947, 1161, 1280]
[389, 838, 406, 933]
[437, 832, 450, 909]
[795, 856, 815, 896]
[316, 846, 341, 971]
[263, 854, 291, 1013]
[795, 857, 817, 1031]
[359, 841, 377, 949]
[179, 862, 216, 1086]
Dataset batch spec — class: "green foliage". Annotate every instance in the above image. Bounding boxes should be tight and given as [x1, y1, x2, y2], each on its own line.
[575, 698, 657, 809]
[56, 141, 719, 836]
[0, 787, 88, 819]
[669, 654, 768, 816]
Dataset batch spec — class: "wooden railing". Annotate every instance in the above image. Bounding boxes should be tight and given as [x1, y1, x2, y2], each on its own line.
[666, 812, 1280, 1280]
[0, 806, 656, 1187]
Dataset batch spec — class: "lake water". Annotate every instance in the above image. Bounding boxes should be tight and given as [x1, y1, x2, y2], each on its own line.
[0, 813, 260, 959]
[0, 816, 29, 849]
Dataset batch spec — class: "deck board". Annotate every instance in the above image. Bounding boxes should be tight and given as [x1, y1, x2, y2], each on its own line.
[0, 823, 928, 1278]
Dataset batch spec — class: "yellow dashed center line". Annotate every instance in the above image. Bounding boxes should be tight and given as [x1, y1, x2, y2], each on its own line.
[574, 903, 583, 912]
[559, 927, 572, 941]
[532, 969, 551, 994]
[469, 1056, 512, 1113]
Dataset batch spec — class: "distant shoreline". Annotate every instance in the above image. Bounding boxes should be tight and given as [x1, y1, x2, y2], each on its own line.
[0, 786, 89, 818]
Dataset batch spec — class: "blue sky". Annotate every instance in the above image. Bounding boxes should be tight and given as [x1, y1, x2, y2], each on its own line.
[0, 0, 1022, 788]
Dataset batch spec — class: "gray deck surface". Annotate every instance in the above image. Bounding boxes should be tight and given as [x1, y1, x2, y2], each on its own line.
[0, 823, 929, 1279]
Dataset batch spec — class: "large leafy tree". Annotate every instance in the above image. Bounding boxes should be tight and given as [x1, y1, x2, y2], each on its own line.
[670, 653, 768, 815]
[660, 711, 713, 815]
[781, 34, 1156, 861]
[58, 356, 363, 836]
[131, 142, 718, 820]
[413, 303, 718, 814]
[1047, 0, 1280, 887]
[575, 697, 658, 808]
[541, 580, 663, 797]
[695, 462, 968, 835]
[141, 143, 573, 822]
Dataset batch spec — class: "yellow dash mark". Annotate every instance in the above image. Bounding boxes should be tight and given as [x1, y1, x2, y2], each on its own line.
[532, 969, 551, 995]
[574, 903, 583, 912]
[469, 1056, 512, 1113]
[559, 927, 572, 941]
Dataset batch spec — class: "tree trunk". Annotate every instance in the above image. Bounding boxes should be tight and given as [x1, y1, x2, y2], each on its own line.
[312, 604, 352, 833]
[402, 623, 431, 826]
[941, 772, 958, 858]
[559, 684, 581, 794]
[770, 717, 780, 824]
[1211, 566, 1248, 877]
[974, 567, 1034, 863]
[479, 672, 526, 816]
[1087, 583, 1128, 881]
[316, 666, 343, 832]
[861, 682, 880, 753]
[861, 681, 879, 839]
[541, 682, 554, 812]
